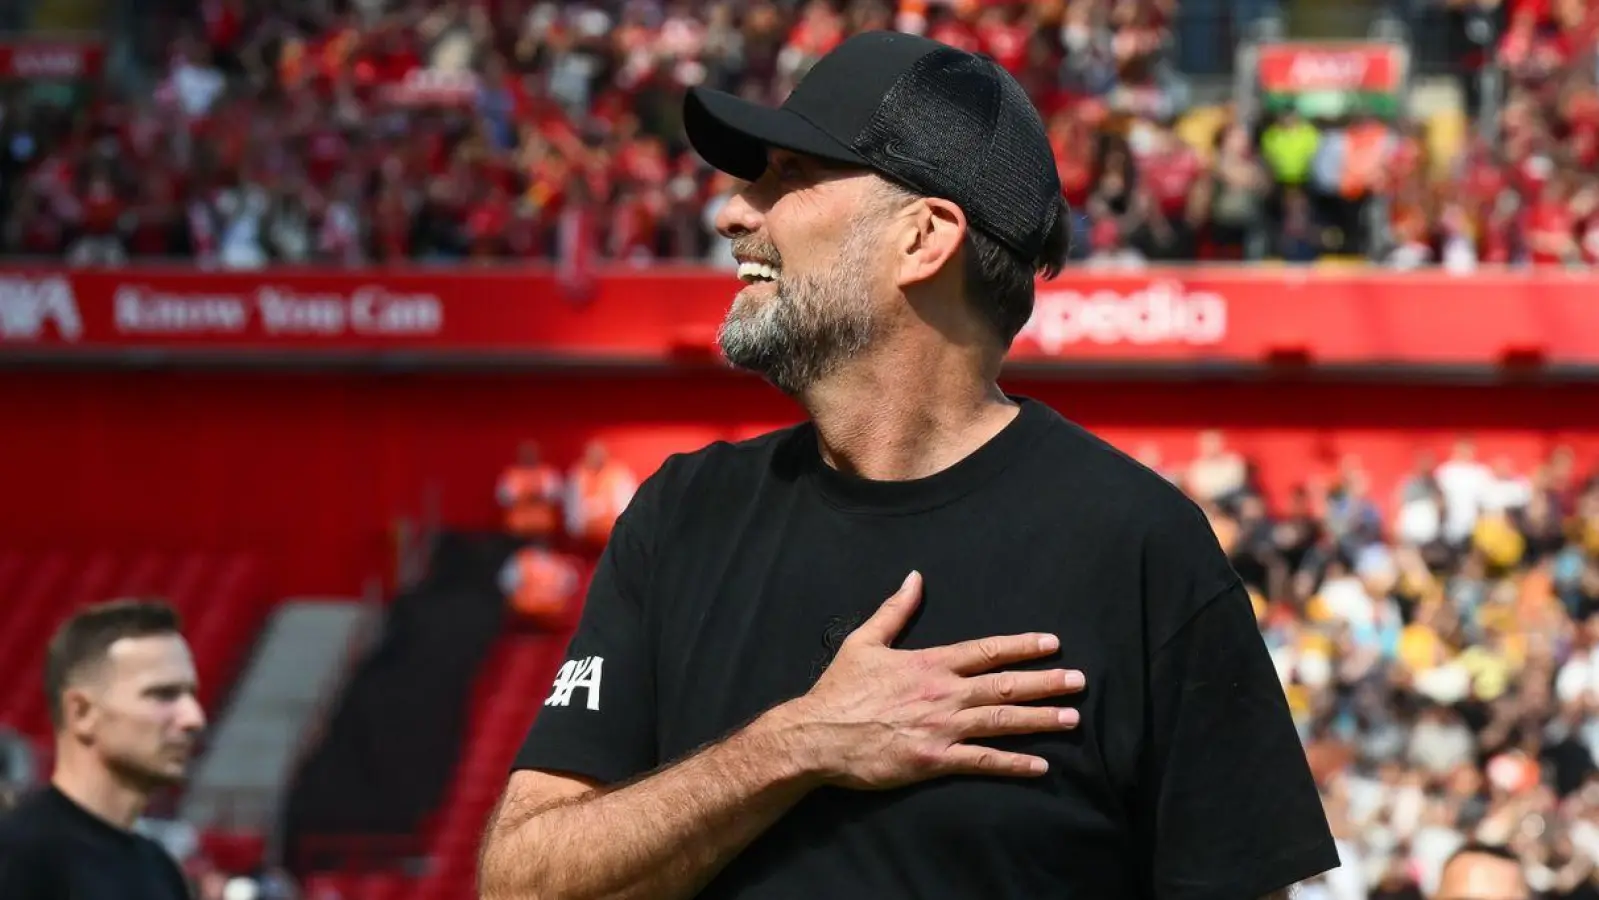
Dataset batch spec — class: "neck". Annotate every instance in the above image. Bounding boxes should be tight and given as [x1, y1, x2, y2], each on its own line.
[51, 744, 149, 830]
[801, 341, 1014, 482]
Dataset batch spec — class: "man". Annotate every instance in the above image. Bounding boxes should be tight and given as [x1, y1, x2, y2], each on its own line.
[0, 599, 205, 898]
[1432, 843, 1528, 900]
[479, 30, 1336, 900]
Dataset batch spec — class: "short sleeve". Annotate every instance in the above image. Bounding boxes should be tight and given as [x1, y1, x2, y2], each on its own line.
[512, 467, 667, 784]
[1140, 581, 1339, 900]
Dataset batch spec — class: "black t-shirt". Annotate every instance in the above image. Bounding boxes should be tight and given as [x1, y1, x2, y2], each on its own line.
[0, 785, 192, 900]
[516, 397, 1339, 899]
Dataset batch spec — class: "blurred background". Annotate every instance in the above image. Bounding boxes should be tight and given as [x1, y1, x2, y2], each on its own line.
[1, 0, 1599, 899]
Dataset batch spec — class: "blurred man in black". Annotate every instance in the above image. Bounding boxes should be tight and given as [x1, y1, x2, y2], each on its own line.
[0, 599, 205, 898]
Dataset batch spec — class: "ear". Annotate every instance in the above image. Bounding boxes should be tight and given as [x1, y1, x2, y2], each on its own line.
[894, 197, 966, 289]
[62, 686, 99, 740]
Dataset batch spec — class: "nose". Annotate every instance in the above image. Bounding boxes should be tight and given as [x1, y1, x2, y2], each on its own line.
[715, 186, 764, 241]
[176, 693, 207, 735]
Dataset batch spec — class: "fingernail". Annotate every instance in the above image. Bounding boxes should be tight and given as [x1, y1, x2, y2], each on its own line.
[902, 571, 919, 589]
[1058, 708, 1080, 726]
[1030, 758, 1049, 774]
[1062, 670, 1085, 690]
[1037, 634, 1059, 652]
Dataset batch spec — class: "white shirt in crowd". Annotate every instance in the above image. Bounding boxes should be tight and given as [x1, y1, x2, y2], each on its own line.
[1434, 457, 1493, 543]
[1396, 494, 1442, 546]
[1482, 470, 1532, 514]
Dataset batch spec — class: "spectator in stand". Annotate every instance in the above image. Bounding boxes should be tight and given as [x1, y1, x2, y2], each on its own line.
[1525, 176, 1581, 267]
[1437, 438, 1495, 550]
[1277, 186, 1326, 263]
[1185, 428, 1249, 507]
[498, 545, 583, 631]
[564, 440, 637, 548]
[1262, 110, 1321, 198]
[1202, 122, 1269, 259]
[496, 439, 564, 545]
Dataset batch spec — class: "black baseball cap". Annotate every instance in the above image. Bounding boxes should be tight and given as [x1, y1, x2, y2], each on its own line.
[684, 30, 1063, 262]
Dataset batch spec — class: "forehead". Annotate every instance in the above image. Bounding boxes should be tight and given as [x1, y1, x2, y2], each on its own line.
[99, 634, 196, 685]
[1438, 853, 1527, 898]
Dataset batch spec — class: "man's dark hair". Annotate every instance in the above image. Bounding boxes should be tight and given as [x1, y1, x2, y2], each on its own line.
[961, 202, 1071, 347]
[1446, 841, 1522, 867]
[44, 599, 183, 730]
[878, 180, 1072, 348]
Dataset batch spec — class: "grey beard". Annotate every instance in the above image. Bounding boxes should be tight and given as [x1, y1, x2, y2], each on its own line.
[717, 270, 877, 395]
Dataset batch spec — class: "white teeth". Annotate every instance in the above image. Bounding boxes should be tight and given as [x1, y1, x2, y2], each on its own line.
[737, 261, 780, 284]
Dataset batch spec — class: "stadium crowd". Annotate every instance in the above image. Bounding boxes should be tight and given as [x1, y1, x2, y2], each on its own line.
[1166, 433, 1599, 900]
[0, 0, 1597, 269]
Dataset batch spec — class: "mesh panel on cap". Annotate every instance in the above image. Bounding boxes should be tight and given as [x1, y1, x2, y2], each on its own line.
[848, 48, 1059, 260]
[982, 61, 1061, 252]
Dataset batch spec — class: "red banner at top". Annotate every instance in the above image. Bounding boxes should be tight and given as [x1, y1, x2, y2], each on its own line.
[1, 265, 1597, 371]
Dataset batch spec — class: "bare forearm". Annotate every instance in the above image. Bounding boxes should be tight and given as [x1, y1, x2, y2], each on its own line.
[480, 714, 815, 900]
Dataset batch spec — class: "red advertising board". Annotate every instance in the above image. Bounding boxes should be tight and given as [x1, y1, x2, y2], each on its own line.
[0, 39, 105, 80]
[1255, 43, 1406, 94]
[2, 265, 1598, 370]
[1253, 42, 1408, 116]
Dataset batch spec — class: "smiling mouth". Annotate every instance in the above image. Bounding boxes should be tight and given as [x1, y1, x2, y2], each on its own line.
[737, 261, 780, 284]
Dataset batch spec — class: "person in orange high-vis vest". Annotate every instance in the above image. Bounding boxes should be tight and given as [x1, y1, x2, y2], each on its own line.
[498, 546, 583, 630]
[497, 441, 564, 543]
[1339, 117, 1395, 201]
[566, 441, 638, 548]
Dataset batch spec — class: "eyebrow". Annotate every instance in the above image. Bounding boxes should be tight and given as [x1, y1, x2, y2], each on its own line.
[141, 679, 198, 696]
[768, 150, 861, 177]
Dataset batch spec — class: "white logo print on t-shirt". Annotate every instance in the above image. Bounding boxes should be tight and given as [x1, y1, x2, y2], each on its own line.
[545, 656, 605, 710]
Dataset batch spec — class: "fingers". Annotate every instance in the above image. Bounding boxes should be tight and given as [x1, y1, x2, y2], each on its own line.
[962, 668, 1086, 706]
[949, 703, 1081, 740]
[926, 632, 1062, 675]
[850, 570, 923, 646]
[938, 744, 1052, 777]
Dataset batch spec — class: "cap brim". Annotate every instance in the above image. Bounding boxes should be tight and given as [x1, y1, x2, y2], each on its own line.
[684, 86, 869, 182]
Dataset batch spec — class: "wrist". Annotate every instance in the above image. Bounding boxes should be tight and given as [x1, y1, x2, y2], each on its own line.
[744, 700, 831, 789]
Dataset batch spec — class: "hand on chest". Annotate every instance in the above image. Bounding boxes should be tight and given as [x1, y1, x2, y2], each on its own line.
[655, 530, 1102, 757]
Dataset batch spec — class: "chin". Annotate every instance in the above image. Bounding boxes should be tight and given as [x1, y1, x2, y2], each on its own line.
[116, 758, 191, 790]
[158, 755, 194, 782]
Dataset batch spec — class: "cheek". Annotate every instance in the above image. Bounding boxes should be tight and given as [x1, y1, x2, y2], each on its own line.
[102, 705, 164, 742]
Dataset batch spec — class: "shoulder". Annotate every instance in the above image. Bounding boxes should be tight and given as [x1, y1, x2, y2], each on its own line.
[0, 793, 61, 877]
[1022, 402, 1238, 632]
[1025, 402, 1214, 542]
[134, 832, 191, 893]
[0, 789, 56, 846]
[623, 423, 811, 530]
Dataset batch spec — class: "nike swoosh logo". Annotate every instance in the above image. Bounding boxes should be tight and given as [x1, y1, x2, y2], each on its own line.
[878, 140, 941, 172]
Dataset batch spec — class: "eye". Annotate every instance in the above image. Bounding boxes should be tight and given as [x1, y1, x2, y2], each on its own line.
[771, 159, 806, 183]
